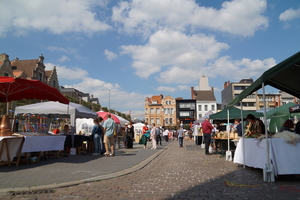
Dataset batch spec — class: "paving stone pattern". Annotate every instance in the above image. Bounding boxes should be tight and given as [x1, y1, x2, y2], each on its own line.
[1, 140, 300, 200]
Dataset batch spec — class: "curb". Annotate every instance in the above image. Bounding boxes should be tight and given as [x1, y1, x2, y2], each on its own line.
[0, 142, 173, 195]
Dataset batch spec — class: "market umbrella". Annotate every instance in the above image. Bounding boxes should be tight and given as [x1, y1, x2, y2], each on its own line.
[97, 111, 120, 124]
[0, 76, 69, 114]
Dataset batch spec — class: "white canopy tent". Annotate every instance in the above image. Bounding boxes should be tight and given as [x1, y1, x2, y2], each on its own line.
[14, 101, 98, 148]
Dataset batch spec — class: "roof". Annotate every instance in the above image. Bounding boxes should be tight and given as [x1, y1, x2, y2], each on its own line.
[194, 90, 216, 101]
[228, 51, 300, 107]
[209, 107, 263, 120]
[11, 59, 39, 78]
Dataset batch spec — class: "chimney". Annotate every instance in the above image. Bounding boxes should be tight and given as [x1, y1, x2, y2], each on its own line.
[211, 86, 214, 92]
[227, 81, 230, 85]
[191, 87, 195, 99]
[224, 82, 227, 89]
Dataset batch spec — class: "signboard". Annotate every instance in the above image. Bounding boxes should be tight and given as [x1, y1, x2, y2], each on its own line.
[290, 104, 300, 113]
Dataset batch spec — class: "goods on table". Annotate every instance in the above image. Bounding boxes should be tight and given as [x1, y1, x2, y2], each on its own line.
[13, 132, 52, 136]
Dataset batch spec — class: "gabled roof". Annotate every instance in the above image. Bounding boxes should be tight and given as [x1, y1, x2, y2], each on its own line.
[194, 90, 216, 101]
[11, 59, 39, 78]
[151, 95, 162, 104]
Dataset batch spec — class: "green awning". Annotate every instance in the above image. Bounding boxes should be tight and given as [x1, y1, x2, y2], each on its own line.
[209, 106, 263, 120]
[228, 51, 300, 107]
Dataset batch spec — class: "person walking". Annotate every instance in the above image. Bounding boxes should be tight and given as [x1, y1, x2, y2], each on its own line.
[150, 123, 157, 149]
[92, 117, 104, 155]
[202, 117, 214, 155]
[177, 126, 184, 148]
[156, 126, 162, 146]
[126, 121, 134, 148]
[163, 128, 169, 142]
[103, 114, 116, 157]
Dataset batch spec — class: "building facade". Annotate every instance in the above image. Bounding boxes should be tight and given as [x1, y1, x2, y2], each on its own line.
[175, 98, 196, 129]
[144, 95, 176, 127]
[191, 75, 217, 119]
[221, 79, 257, 111]
[256, 93, 281, 110]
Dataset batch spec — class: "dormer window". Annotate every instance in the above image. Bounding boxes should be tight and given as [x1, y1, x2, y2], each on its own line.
[152, 101, 157, 104]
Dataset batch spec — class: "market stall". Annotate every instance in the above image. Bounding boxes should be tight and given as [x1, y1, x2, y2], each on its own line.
[234, 138, 300, 175]
[14, 101, 98, 155]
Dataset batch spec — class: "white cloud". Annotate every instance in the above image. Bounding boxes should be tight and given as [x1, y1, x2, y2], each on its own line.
[104, 49, 118, 61]
[45, 63, 88, 80]
[279, 7, 300, 21]
[178, 85, 190, 91]
[154, 86, 176, 93]
[58, 55, 70, 62]
[205, 56, 276, 81]
[0, 0, 112, 37]
[121, 29, 229, 80]
[64, 77, 147, 112]
[112, 0, 268, 37]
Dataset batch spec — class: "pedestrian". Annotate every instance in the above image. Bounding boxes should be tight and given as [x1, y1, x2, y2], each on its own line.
[156, 126, 162, 145]
[139, 122, 148, 149]
[103, 114, 116, 157]
[163, 128, 169, 142]
[142, 122, 150, 141]
[92, 117, 104, 155]
[126, 121, 134, 148]
[177, 126, 184, 147]
[202, 117, 214, 155]
[234, 118, 243, 137]
[150, 123, 157, 149]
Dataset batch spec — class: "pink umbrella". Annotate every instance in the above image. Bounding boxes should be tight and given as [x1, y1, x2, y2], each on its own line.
[97, 111, 120, 124]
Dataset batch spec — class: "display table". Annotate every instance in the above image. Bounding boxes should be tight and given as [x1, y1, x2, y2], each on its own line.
[234, 138, 300, 175]
[22, 135, 66, 153]
[20, 135, 66, 164]
[0, 136, 24, 166]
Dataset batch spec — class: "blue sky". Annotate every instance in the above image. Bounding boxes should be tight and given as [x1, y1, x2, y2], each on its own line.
[1, 0, 300, 118]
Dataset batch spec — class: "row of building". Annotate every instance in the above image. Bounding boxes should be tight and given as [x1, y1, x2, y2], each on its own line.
[145, 76, 300, 129]
[0, 53, 100, 106]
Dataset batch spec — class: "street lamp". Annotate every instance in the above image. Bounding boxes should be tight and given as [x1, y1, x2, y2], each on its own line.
[108, 88, 111, 111]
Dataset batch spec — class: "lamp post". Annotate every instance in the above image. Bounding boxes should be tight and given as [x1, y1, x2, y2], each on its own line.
[108, 88, 111, 112]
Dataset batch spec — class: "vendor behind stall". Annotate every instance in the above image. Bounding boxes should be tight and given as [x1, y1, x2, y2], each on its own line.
[279, 120, 294, 132]
[245, 114, 266, 137]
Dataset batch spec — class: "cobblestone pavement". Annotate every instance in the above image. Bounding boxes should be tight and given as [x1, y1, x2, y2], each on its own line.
[1, 140, 300, 200]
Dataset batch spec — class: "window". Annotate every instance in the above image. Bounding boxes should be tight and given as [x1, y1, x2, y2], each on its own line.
[52, 80, 56, 88]
[156, 118, 160, 125]
[165, 100, 171, 105]
[152, 101, 157, 104]
[204, 105, 208, 111]
[156, 108, 160, 114]
[164, 108, 173, 114]
[234, 86, 248, 90]
[198, 105, 202, 111]
[150, 108, 154, 114]
[38, 72, 43, 81]
[179, 111, 190, 117]
[198, 114, 202, 118]
[165, 118, 169, 124]
[211, 105, 215, 111]
[150, 118, 154, 124]
[179, 103, 195, 109]
[169, 118, 173, 124]
[3, 72, 9, 77]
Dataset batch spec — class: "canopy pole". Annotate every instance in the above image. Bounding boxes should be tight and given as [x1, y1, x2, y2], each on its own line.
[240, 102, 245, 168]
[226, 108, 232, 161]
[262, 82, 275, 182]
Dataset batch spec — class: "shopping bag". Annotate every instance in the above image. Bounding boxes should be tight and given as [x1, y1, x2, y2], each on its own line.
[209, 146, 213, 153]
[201, 143, 205, 149]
